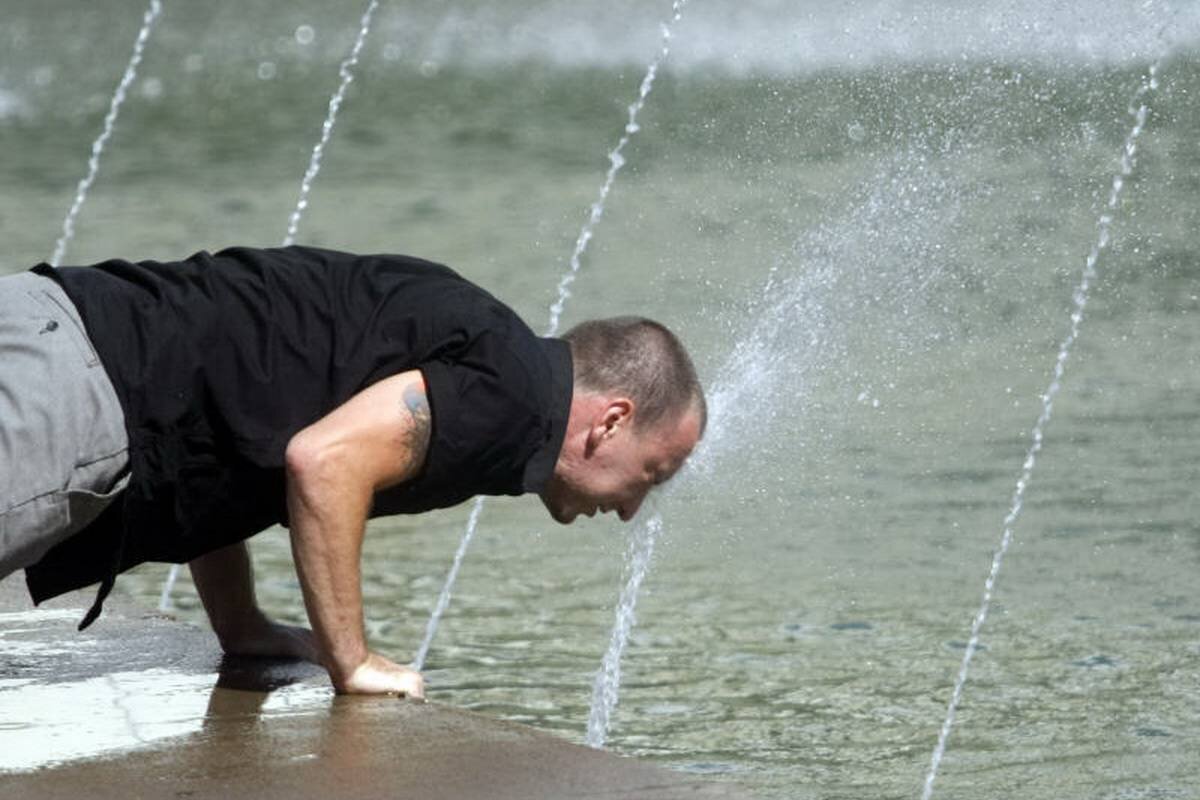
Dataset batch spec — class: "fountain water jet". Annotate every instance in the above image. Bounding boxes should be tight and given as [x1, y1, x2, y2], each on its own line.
[584, 140, 976, 746]
[282, 0, 382, 247]
[546, 0, 689, 335]
[413, 496, 485, 672]
[414, 0, 690, 671]
[50, 0, 164, 268]
[160, 0, 382, 612]
[919, 61, 1161, 800]
[586, 513, 661, 747]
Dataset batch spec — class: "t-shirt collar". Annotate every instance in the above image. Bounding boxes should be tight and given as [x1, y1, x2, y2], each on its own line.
[521, 337, 573, 493]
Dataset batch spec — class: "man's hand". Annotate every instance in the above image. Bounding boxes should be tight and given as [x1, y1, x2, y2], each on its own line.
[340, 652, 425, 698]
[217, 614, 321, 664]
[191, 542, 319, 663]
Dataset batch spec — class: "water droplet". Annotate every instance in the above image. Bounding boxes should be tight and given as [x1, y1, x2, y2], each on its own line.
[1071, 654, 1118, 669]
[140, 76, 163, 100]
[294, 24, 315, 46]
[1134, 727, 1170, 738]
[830, 621, 873, 631]
[257, 61, 277, 81]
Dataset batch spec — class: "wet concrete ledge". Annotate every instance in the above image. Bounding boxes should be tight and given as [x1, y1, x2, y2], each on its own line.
[0, 579, 748, 799]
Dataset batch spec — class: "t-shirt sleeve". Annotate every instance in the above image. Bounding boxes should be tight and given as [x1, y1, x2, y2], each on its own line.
[417, 329, 549, 497]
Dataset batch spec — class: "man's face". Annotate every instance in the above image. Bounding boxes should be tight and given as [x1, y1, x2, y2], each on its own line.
[540, 406, 702, 524]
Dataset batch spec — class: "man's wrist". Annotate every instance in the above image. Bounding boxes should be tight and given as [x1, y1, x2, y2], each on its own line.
[323, 643, 371, 689]
[211, 607, 272, 653]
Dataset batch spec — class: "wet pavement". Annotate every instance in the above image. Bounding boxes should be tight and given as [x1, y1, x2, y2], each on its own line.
[0, 579, 747, 799]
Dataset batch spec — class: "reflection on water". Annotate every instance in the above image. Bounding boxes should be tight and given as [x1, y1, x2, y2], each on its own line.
[0, 651, 333, 773]
[0, 597, 333, 773]
[0, 668, 217, 771]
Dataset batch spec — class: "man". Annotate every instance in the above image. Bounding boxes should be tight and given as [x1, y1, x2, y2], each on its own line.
[0, 246, 705, 699]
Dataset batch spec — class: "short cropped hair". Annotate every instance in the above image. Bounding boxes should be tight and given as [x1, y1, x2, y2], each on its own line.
[563, 316, 706, 436]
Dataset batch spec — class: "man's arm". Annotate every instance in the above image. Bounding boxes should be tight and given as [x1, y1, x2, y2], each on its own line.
[189, 541, 318, 663]
[284, 369, 431, 697]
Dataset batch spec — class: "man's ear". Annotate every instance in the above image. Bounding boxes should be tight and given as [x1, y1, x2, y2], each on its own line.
[585, 397, 634, 454]
[600, 398, 634, 437]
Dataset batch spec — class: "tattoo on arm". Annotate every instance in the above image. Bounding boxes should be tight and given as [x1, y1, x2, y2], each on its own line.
[401, 383, 432, 473]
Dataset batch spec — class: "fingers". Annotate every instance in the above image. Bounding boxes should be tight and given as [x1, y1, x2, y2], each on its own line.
[337, 652, 426, 698]
[218, 617, 321, 663]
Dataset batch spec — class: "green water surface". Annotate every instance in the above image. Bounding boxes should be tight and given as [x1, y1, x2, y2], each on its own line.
[2, 2, 1197, 797]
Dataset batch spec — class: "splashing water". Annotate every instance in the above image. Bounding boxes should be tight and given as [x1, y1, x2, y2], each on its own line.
[357, 1, 1196, 76]
[577, 72, 1151, 740]
[414, 0, 689, 668]
[919, 62, 1160, 800]
[586, 514, 661, 748]
[50, 0, 164, 268]
[157, 565, 178, 613]
[282, 0, 381, 247]
[705, 151, 972, 475]
[160, 1, 381, 612]
[412, 496, 485, 672]
[582, 131, 978, 746]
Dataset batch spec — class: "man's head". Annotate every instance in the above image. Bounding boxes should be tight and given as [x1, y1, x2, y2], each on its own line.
[541, 317, 706, 524]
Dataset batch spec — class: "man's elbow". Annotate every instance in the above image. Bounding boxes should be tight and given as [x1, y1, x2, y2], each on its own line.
[285, 430, 336, 490]
[284, 430, 375, 503]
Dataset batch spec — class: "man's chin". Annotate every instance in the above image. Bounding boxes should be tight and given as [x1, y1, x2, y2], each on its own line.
[540, 495, 577, 525]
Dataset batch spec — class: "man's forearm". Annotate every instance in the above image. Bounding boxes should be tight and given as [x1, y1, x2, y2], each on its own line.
[285, 461, 374, 688]
[190, 541, 267, 645]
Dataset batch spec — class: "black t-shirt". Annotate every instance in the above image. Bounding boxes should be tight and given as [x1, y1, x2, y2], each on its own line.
[26, 246, 572, 608]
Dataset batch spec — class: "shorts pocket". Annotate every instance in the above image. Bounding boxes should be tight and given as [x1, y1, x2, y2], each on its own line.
[27, 288, 100, 368]
[65, 484, 126, 538]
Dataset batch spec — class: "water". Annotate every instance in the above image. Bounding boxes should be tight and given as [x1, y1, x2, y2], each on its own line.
[3, 2, 1199, 797]
[48, 0, 163, 267]
[586, 513, 661, 747]
[413, 496, 485, 671]
[157, 565, 178, 612]
[921, 61, 1160, 800]
[416, 0, 688, 671]
[546, 0, 688, 334]
[282, 0, 381, 247]
[582, 94, 981, 743]
[159, 0, 382, 611]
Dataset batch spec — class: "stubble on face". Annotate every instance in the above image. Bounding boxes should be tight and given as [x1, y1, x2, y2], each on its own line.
[540, 408, 703, 526]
